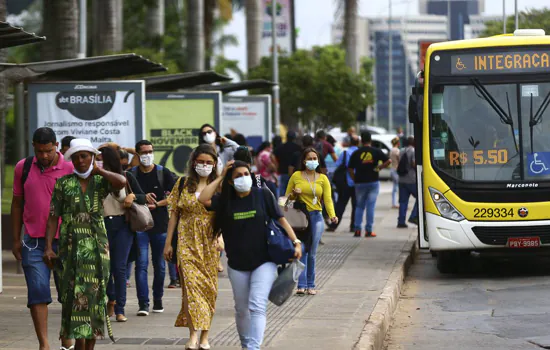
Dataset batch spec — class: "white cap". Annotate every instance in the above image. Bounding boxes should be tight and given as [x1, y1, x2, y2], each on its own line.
[64, 138, 101, 161]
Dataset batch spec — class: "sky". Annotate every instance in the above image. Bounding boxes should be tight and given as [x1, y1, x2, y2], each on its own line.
[222, 0, 547, 74]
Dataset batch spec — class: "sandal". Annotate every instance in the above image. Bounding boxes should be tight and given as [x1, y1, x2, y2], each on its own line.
[60, 347, 74, 350]
[307, 289, 318, 295]
[296, 288, 306, 295]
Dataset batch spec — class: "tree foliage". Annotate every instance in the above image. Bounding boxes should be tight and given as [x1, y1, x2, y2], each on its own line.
[248, 45, 374, 129]
[481, 8, 550, 37]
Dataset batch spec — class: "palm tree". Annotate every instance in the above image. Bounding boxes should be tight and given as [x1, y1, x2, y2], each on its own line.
[147, 0, 165, 50]
[0, 0, 6, 191]
[186, 0, 205, 71]
[244, 0, 261, 70]
[93, 0, 124, 55]
[338, 0, 359, 73]
[42, 0, 79, 60]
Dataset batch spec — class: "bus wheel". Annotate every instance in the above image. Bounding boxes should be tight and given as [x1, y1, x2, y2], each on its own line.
[436, 251, 458, 274]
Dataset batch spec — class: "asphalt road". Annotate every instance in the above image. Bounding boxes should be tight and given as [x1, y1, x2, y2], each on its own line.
[384, 250, 550, 350]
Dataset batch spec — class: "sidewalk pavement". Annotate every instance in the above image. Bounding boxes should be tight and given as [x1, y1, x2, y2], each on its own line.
[0, 182, 416, 350]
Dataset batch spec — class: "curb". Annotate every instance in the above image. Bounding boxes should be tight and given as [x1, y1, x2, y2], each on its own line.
[353, 232, 419, 350]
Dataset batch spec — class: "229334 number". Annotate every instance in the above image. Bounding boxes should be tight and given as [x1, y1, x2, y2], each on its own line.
[473, 208, 514, 218]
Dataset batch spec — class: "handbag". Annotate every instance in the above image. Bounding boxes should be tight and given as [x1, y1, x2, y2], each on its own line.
[170, 177, 186, 265]
[125, 173, 154, 232]
[269, 260, 305, 306]
[332, 150, 348, 190]
[257, 188, 296, 265]
[280, 197, 309, 231]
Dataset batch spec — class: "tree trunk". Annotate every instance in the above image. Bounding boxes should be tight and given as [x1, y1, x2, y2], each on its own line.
[246, 0, 261, 70]
[42, 0, 79, 60]
[0, 0, 6, 192]
[344, 0, 358, 73]
[147, 0, 165, 50]
[93, 0, 123, 55]
[186, 0, 204, 71]
[203, 0, 216, 70]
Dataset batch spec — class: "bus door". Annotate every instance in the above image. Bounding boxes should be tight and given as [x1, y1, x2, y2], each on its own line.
[409, 75, 429, 249]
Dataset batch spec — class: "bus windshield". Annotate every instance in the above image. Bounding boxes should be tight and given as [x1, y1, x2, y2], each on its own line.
[430, 81, 550, 182]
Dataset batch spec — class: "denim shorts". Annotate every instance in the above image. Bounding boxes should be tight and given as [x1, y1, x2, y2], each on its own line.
[21, 235, 60, 308]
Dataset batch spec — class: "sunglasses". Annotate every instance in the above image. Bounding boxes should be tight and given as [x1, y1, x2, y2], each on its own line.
[201, 130, 214, 136]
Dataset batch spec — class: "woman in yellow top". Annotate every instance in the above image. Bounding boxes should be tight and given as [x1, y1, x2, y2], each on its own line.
[286, 147, 338, 295]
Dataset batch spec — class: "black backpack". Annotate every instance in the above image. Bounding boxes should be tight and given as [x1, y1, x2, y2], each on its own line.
[20, 156, 35, 208]
[332, 151, 348, 190]
[397, 149, 411, 176]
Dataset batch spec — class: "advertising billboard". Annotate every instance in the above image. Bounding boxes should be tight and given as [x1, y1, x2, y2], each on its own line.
[145, 92, 222, 175]
[221, 95, 271, 150]
[261, 0, 293, 57]
[28, 81, 145, 151]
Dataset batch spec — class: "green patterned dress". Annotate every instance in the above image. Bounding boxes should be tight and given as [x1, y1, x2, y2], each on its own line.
[50, 174, 114, 341]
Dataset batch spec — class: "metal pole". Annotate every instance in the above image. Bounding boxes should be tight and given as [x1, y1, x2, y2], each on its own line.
[14, 81, 25, 275]
[403, 21, 410, 137]
[388, 0, 393, 133]
[515, 0, 518, 31]
[272, 0, 280, 136]
[447, 0, 451, 40]
[78, 0, 87, 58]
[503, 0, 506, 34]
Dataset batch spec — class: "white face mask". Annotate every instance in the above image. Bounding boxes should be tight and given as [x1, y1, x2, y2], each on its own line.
[203, 131, 217, 144]
[140, 154, 154, 167]
[74, 156, 94, 179]
[195, 164, 213, 178]
[233, 175, 253, 193]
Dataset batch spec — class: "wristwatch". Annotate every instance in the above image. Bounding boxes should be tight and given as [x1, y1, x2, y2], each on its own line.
[293, 239, 302, 246]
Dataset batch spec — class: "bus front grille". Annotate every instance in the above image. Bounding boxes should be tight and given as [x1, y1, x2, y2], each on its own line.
[472, 226, 550, 245]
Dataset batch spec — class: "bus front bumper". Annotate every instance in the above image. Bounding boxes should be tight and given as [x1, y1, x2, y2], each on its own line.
[426, 213, 550, 251]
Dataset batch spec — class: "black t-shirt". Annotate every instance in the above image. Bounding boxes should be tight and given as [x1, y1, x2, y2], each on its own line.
[291, 150, 327, 172]
[134, 165, 176, 233]
[210, 187, 283, 271]
[348, 146, 389, 183]
[251, 172, 266, 189]
[274, 142, 302, 174]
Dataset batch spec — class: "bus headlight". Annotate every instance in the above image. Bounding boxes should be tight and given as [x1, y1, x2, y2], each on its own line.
[429, 187, 465, 221]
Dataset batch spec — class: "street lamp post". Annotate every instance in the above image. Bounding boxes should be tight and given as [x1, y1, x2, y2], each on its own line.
[388, 0, 393, 133]
[271, 0, 281, 136]
[503, 0, 506, 34]
[78, 0, 87, 58]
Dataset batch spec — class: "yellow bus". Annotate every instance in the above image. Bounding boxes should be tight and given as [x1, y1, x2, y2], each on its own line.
[409, 29, 550, 273]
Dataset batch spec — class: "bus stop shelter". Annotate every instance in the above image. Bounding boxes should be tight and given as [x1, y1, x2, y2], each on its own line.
[0, 21, 45, 293]
[144, 71, 232, 92]
[189, 79, 275, 94]
[0, 53, 166, 287]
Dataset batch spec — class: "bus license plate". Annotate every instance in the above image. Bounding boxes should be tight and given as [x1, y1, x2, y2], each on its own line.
[507, 237, 541, 248]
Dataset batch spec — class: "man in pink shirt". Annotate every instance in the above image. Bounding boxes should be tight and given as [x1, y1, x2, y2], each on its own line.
[11, 127, 74, 350]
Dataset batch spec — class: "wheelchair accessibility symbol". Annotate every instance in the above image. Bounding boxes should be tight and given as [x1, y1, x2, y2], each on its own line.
[528, 152, 550, 176]
[455, 57, 466, 71]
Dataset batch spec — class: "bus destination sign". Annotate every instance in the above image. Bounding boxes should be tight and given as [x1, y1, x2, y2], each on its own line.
[451, 51, 550, 75]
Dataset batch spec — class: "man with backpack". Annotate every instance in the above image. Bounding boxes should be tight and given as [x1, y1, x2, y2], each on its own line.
[131, 140, 177, 316]
[397, 136, 419, 228]
[11, 127, 74, 350]
[328, 135, 359, 232]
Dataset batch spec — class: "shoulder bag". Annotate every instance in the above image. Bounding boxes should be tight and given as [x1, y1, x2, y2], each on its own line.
[170, 177, 186, 265]
[257, 188, 296, 265]
[125, 173, 154, 232]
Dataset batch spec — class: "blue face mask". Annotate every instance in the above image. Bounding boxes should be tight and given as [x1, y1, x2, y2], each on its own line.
[305, 160, 319, 171]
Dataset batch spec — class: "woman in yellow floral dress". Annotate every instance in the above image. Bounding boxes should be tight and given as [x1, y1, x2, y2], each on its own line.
[164, 144, 221, 350]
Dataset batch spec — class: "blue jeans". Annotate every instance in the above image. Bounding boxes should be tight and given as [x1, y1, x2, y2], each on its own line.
[354, 182, 381, 233]
[279, 174, 290, 197]
[398, 183, 419, 225]
[105, 216, 133, 315]
[298, 211, 324, 289]
[21, 235, 60, 307]
[390, 169, 399, 207]
[135, 231, 168, 305]
[228, 262, 277, 350]
[168, 261, 178, 281]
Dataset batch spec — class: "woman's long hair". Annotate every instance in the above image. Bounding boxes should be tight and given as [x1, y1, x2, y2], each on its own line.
[99, 146, 123, 195]
[256, 141, 271, 155]
[299, 147, 322, 173]
[199, 123, 223, 154]
[186, 144, 218, 194]
[213, 160, 251, 237]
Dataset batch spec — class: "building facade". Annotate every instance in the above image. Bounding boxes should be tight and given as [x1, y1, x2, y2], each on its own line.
[419, 0, 485, 40]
